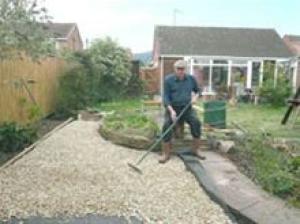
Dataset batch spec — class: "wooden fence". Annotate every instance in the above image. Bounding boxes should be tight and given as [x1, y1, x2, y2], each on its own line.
[140, 66, 160, 94]
[0, 57, 66, 124]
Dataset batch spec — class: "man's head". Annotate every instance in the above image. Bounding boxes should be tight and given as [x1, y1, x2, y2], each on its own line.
[174, 60, 186, 79]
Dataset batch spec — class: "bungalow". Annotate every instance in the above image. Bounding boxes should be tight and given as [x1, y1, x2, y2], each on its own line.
[283, 35, 300, 91]
[43, 23, 84, 51]
[153, 26, 293, 96]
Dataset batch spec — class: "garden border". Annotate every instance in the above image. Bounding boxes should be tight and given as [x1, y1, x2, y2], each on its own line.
[176, 149, 300, 224]
[0, 117, 74, 171]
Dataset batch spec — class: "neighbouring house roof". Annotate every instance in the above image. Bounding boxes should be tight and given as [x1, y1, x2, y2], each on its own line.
[285, 35, 300, 42]
[154, 26, 293, 58]
[42, 23, 77, 39]
[283, 35, 300, 57]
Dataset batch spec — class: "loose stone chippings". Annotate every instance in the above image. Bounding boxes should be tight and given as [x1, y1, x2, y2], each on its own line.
[0, 121, 232, 224]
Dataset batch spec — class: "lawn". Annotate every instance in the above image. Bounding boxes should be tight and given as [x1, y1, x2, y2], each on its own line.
[227, 104, 300, 139]
[225, 104, 300, 207]
[94, 99, 143, 113]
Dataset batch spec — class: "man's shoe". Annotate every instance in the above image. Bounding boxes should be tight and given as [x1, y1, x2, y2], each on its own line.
[192, 138, 206, 160]
[159, 142, 172, 163]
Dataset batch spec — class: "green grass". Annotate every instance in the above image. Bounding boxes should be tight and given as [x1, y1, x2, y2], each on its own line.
[227, 104, 299, 139]
[104, 113, 157, 130]
[94, 99, 143, 113]
[225, 103, 300, 206]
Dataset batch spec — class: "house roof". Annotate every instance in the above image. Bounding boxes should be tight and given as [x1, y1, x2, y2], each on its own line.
[42, 23, 77, 39]
[154, 26, 293, 58]
[283, 35, 300, 57]
[285, 35, 300, 42]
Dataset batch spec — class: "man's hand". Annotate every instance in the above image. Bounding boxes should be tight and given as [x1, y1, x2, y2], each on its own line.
[167, 105, 177, 122]
[191, 93, 199, 105]
[170, 110, 177, 122]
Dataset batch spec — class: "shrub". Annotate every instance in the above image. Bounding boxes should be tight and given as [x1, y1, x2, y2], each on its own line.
[242, 136, 297, 197]
[0, 122, 37, 153]
[55, 37, 144, 116]
[124, 73, 144, 97]
[259, 73, 292, 107]
[55, 65, 91, 117]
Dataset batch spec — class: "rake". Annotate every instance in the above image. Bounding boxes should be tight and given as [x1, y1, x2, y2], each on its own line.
[128, 102, 192, 174]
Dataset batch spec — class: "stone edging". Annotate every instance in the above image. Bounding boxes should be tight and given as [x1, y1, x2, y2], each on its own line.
[176, 149, 300, 224]
[176, 149, 241, 224]
[99, 125, 154, 150]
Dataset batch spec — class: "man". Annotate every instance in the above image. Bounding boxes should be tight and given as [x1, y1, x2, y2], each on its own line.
[159, 60, 206, 163]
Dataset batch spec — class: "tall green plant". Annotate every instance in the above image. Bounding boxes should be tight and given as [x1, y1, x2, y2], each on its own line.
[87, 37, 133, 101]
[0, 122, 36, 153]
[0, 0, 54, 60]
[55, 65, 91, 116]
[259, 72, 292, 107]
[56, 37, 144, 116]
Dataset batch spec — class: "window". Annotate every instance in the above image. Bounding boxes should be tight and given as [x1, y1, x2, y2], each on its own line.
[193, 58, 210, 65]
[213, 60, 228, 65]
[232, 59, 248, 66]
[193, 66, 209, 90]
[252, 62, 261, 87]
[212, 67, 228, 92]
[263, 61, 275, 82]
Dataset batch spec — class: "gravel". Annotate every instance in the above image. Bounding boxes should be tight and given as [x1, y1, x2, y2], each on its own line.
[0, 121, 232, 224]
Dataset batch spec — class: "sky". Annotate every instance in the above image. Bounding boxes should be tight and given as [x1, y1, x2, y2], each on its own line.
[45, 0, 300, 53]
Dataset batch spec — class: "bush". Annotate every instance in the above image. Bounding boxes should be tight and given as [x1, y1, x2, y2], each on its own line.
[259, 73, 292, 107]
[242, 136, 297, 198]
[125, 73, 144, 97]
[55, 65, 91, 117]
[0, 122, 37, 153]
[55, 37, 144, 116]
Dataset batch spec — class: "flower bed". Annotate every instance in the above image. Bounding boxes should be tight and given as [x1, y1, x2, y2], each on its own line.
[99, 113, 159, 150]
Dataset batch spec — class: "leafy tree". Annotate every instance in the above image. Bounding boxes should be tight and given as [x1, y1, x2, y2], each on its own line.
[0, 0, 54, 60]
[56, 37, 144, 116]
[87, 37, 133, 101]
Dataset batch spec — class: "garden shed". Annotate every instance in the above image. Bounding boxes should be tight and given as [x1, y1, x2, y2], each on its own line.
[153, 26, 293, 96]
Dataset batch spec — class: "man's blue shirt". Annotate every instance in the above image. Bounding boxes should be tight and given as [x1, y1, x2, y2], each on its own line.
[163, 74, 201, 107]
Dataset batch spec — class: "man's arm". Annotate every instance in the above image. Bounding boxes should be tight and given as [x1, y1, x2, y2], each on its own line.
[191, 76, 201, 104]
[164, 79, 177, 121]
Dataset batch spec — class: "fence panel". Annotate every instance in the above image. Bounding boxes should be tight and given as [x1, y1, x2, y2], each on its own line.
[0, 57, 65, 123]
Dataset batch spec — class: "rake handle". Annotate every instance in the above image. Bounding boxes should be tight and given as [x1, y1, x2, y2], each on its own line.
[134, 102, 192, 166]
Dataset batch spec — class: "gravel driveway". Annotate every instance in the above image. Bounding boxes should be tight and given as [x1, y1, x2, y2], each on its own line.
[0, 121, 232, 224]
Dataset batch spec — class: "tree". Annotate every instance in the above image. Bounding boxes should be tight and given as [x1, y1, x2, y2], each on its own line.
[0, 0, 54, 60]
[87, 37, 133, 101]
[56, 37, 144, 116]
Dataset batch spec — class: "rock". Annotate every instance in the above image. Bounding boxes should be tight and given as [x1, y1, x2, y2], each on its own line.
[216, 140, 235, 153]
[99, 113, 159, 150]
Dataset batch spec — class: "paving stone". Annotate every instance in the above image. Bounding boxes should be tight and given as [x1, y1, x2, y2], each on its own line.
[177, 150, 300, 224]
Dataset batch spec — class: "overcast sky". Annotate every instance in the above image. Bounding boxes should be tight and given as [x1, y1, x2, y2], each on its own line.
[45, 0, 300, 53]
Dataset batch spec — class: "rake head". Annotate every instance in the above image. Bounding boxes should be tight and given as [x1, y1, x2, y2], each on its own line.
[128, 162, 143, 174]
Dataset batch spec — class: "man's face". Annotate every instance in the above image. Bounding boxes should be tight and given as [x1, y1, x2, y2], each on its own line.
[175, 67, 185, 79]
